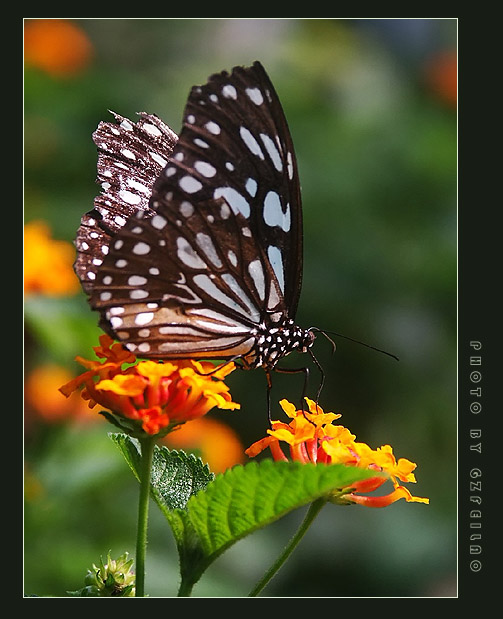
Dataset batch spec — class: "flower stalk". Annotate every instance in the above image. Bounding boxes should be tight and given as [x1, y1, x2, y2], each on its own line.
[135, 436, 155, 597]
[248, 497, 327, 597]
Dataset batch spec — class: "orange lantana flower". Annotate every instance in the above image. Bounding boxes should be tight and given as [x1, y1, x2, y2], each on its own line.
[24, 19, 93, 77]
[24, 220, 79, 296]
[25, 364, 98, 425]
[246, 398, 429, 508]
[60, 335, 240, 437]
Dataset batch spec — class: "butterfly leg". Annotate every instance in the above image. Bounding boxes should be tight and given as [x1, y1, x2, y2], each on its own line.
[308, 348, 325, 408]
[273, 365, 310, 413]
[191, 355, 246, 377]
[265, 369, 273, 422]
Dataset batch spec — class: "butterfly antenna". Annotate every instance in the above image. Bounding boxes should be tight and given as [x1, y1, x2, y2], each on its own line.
[311, 328, 399, 362]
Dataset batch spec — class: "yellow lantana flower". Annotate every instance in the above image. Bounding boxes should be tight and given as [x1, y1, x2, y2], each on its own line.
[246, 398, 429, 508]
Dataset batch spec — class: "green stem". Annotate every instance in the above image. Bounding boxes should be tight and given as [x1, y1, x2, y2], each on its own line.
[248, 497, 327, 597]
[177, 577, 195, 597]
[135, 436, 155, 597]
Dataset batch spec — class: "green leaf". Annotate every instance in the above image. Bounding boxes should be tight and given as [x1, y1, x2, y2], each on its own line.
[181, 459, 372, 559]
[174, 459, 376, 589]
[109, 433, 214, 513]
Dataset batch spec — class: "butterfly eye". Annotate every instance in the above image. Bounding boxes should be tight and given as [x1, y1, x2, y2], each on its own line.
[75, 62, 320, 410]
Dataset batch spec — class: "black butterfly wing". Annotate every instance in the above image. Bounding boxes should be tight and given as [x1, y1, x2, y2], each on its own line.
[75, 111, 178, 292]
[81, 62, 303, 361]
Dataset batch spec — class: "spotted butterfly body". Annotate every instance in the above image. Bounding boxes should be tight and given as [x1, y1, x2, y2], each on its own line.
[75, 61, 316, 376]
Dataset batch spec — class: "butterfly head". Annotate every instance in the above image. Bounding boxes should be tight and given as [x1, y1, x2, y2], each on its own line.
[301, 328, 317, 354]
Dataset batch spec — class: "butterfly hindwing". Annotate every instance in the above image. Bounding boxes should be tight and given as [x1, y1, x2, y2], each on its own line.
[75, 112, 177, 291]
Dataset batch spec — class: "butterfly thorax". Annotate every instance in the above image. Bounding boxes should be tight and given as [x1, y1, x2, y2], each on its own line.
[244, 318, 315, 370]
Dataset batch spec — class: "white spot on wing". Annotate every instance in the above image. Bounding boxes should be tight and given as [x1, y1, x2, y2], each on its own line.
[287, 151, 294, 180]
[121, 148, 136, 160]
[227, 249, 237, 266]
[246, 87, 264, 105]
[245, 178, 257, 197]
[205, 121, 221, 135]
[130, 290, 148, 299]
[128, 179, 149, 194]
[151, 152, 167, 167]
[180, 201, 194, 217]
[194, 138, 209, 149]
[267, 245, 284, 292]
[133, 242, 151, 255]
[260, 133, 283, 172]
[214, 187, 250, 218]
[263, 191, 291, 232]
[248, 260, 266, 301]
[151, 215, 168, 229]
[128, 275, 147, 286]
[177, 237, 207, 269]
[143, 123, 162, 137]
[135, 312, 154, 326]
[239, 126, 264, 159]
[179, 176, 202, 194]
[222, 84, 237, 99]
[195, 160, 217, 178]
[220, 202, 231, 219]
[196, 233, 222, 267]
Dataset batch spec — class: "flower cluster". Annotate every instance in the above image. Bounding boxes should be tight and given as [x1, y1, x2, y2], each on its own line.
[246, 398, 429, 508]
[60, 335, 240, 437]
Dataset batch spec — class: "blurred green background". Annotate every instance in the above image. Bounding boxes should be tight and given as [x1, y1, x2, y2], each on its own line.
[24, 18, 457, 597]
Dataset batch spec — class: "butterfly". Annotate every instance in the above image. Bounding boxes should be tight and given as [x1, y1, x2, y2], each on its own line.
[75, 61, 327, 410]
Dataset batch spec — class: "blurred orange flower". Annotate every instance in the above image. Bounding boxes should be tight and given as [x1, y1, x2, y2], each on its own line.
[163, 416, 245, 473]
[424, 50, 457, 107]
[24, 220, 79, 296]
[25, 364, 98, 424]
[24, 19, 93, 77]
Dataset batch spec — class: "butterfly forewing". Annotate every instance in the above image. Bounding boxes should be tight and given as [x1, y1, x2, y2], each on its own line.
[152, 62, 303, 316]
[79, 62, 308, 366]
